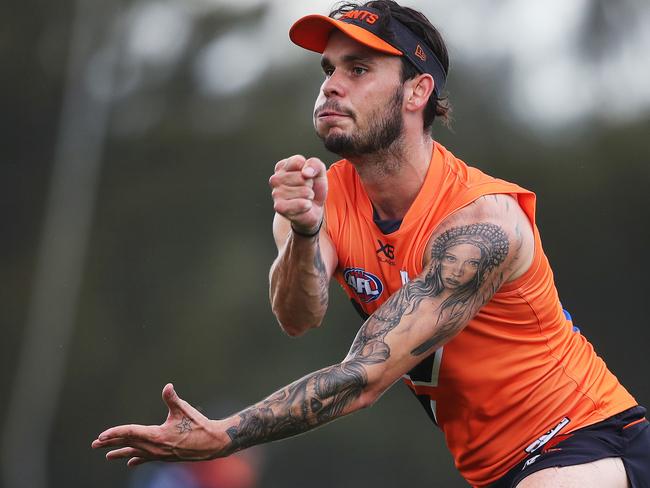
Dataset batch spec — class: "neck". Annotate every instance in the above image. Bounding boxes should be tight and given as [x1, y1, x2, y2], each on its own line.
[347, 132, 434, 221]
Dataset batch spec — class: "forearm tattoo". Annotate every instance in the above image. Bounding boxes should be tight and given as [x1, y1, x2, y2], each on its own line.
[228, 222, 509, 452]
[313, 238, 329, 308]
[226, 361, 367, 452]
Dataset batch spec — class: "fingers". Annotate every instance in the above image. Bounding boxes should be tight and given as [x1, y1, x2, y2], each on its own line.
[271, 185, 315, 204]
[162, 383, 205, 422]
[270, 156, 312, 189]
[162, 383, 182, 414]
[127, 457, 151, 468]
[94, 426, 173, 465]
[92, 432, 160, 450]
[270, 156, 326, 219]
[95, 424, 157, 446]
[301, 157, 326, 179]
[106, 448, 160, 467]
[106, 447, 149, 461]
[93, 436, 131, 449]
[269, 171, 313, 189]
[278, 155, 306, 172]
[305, 158, 328, 206]
[271, 156, 325, 187]
[272, 198, 313, 218]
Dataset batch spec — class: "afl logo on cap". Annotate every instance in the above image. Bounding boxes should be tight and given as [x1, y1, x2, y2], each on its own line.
[343, 267, 384, 303]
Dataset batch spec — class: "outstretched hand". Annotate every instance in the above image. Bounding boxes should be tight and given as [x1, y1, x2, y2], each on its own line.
[92, 384, 226, 467]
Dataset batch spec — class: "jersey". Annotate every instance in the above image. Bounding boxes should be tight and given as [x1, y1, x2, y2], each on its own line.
[323, 142, 637, 487]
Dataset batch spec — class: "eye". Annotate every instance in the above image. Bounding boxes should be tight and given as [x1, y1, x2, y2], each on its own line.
[443, 254, 456, 263]
[352, 66, 367, 76]
[468, 260, 479, 268]
[323, 66, 335, 78]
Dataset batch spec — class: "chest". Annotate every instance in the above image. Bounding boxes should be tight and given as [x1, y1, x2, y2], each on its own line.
[333, 217, 433, 315]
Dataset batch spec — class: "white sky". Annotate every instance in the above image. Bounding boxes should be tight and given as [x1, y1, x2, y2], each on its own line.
[118, 0, 650, 131]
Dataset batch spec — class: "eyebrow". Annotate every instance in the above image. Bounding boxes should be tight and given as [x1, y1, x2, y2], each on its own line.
[320, 53, 376, 69]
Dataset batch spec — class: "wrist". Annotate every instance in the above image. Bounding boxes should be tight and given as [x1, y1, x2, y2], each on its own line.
[291, 219, 323, 238]
[209, 418, 236, 457]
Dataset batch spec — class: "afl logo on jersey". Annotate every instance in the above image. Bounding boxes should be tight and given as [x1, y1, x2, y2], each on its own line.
[343, 267, 384, 303]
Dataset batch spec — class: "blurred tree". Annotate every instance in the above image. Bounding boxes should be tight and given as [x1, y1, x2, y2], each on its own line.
[1, 1, 648, 487]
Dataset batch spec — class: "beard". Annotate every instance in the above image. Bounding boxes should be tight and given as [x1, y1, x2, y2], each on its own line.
[317, 86, 404, 158]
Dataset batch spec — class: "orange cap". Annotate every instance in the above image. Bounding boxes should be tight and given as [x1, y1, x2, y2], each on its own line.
[289, 8, 447, 96]
[289, 14, 402, 56]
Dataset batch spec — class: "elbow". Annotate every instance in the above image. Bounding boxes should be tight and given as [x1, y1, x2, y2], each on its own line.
[269, 284, 328, 337]
[273, 313, 323, 338]
[357, 390, 380, 410]
[279, 321, 322, 338]
[271, 298, 324, 337]
[357, 369, 393, 409]
[281, 323, 309, 338]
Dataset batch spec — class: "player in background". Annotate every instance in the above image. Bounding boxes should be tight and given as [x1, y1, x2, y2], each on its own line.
[93, 2, 649, 486]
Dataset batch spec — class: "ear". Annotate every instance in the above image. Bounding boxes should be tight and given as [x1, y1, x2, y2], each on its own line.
[404, 74, 435, 112]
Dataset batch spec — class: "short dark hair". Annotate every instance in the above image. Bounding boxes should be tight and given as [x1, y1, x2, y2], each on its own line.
[329, 1, 451, 131]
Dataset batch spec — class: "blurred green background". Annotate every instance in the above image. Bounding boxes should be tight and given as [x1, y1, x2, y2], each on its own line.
[2, 1, 649, 487]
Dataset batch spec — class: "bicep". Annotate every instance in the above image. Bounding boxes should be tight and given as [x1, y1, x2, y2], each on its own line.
[345, 205, 525, 395]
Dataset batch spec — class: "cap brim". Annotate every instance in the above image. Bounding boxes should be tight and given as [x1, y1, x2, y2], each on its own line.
[289, 14, 402, 56]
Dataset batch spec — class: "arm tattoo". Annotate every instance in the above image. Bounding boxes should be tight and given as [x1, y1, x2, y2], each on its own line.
[226, 222, 509, 453]
[351, 223, 509, 358]
[411, 222, 509, 355]
[226, 361, 367, 452]
[313, 238, 329, 307]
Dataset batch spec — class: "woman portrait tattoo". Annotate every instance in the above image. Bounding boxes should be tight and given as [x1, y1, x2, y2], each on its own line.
[410, 222, 510, 355]
[428, 223, 509, 312]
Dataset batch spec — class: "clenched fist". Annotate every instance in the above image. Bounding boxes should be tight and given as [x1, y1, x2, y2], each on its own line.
[269, 155, 328, 235]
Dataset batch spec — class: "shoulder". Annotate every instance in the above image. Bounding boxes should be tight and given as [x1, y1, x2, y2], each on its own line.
[423, 194, 535, 284]
[325, 159, 358, 214]
[464, 194, 530, 222]
[325, 160, 354, 197]
[326, 159, 351, 177]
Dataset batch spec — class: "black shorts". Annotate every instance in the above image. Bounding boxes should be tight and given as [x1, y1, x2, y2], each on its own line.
[491, 406, 650, 488]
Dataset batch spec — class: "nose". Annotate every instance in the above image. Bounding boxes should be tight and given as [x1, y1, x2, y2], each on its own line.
[451, 263, 465, 277]
[322, 71, 346, 99]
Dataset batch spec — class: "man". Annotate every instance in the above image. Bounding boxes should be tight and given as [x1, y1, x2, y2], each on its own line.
[93, 2, 649, 486]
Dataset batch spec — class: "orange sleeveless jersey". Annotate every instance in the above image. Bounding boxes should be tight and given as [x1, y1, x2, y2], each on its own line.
[324, 142, 636, 487]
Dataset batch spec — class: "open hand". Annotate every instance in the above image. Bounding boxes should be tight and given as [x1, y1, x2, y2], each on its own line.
[92, 384, 225, 467]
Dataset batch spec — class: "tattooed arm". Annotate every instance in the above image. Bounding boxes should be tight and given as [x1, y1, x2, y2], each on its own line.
[269, 213, 338, 336]
[92, 359, 373, 466]
[345, 194, 534, 397]
[269, 155, 338, 337]
[93, 195, 534, 466]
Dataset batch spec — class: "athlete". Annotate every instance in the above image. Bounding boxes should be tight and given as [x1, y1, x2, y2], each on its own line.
[93, 2, 649, 486]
